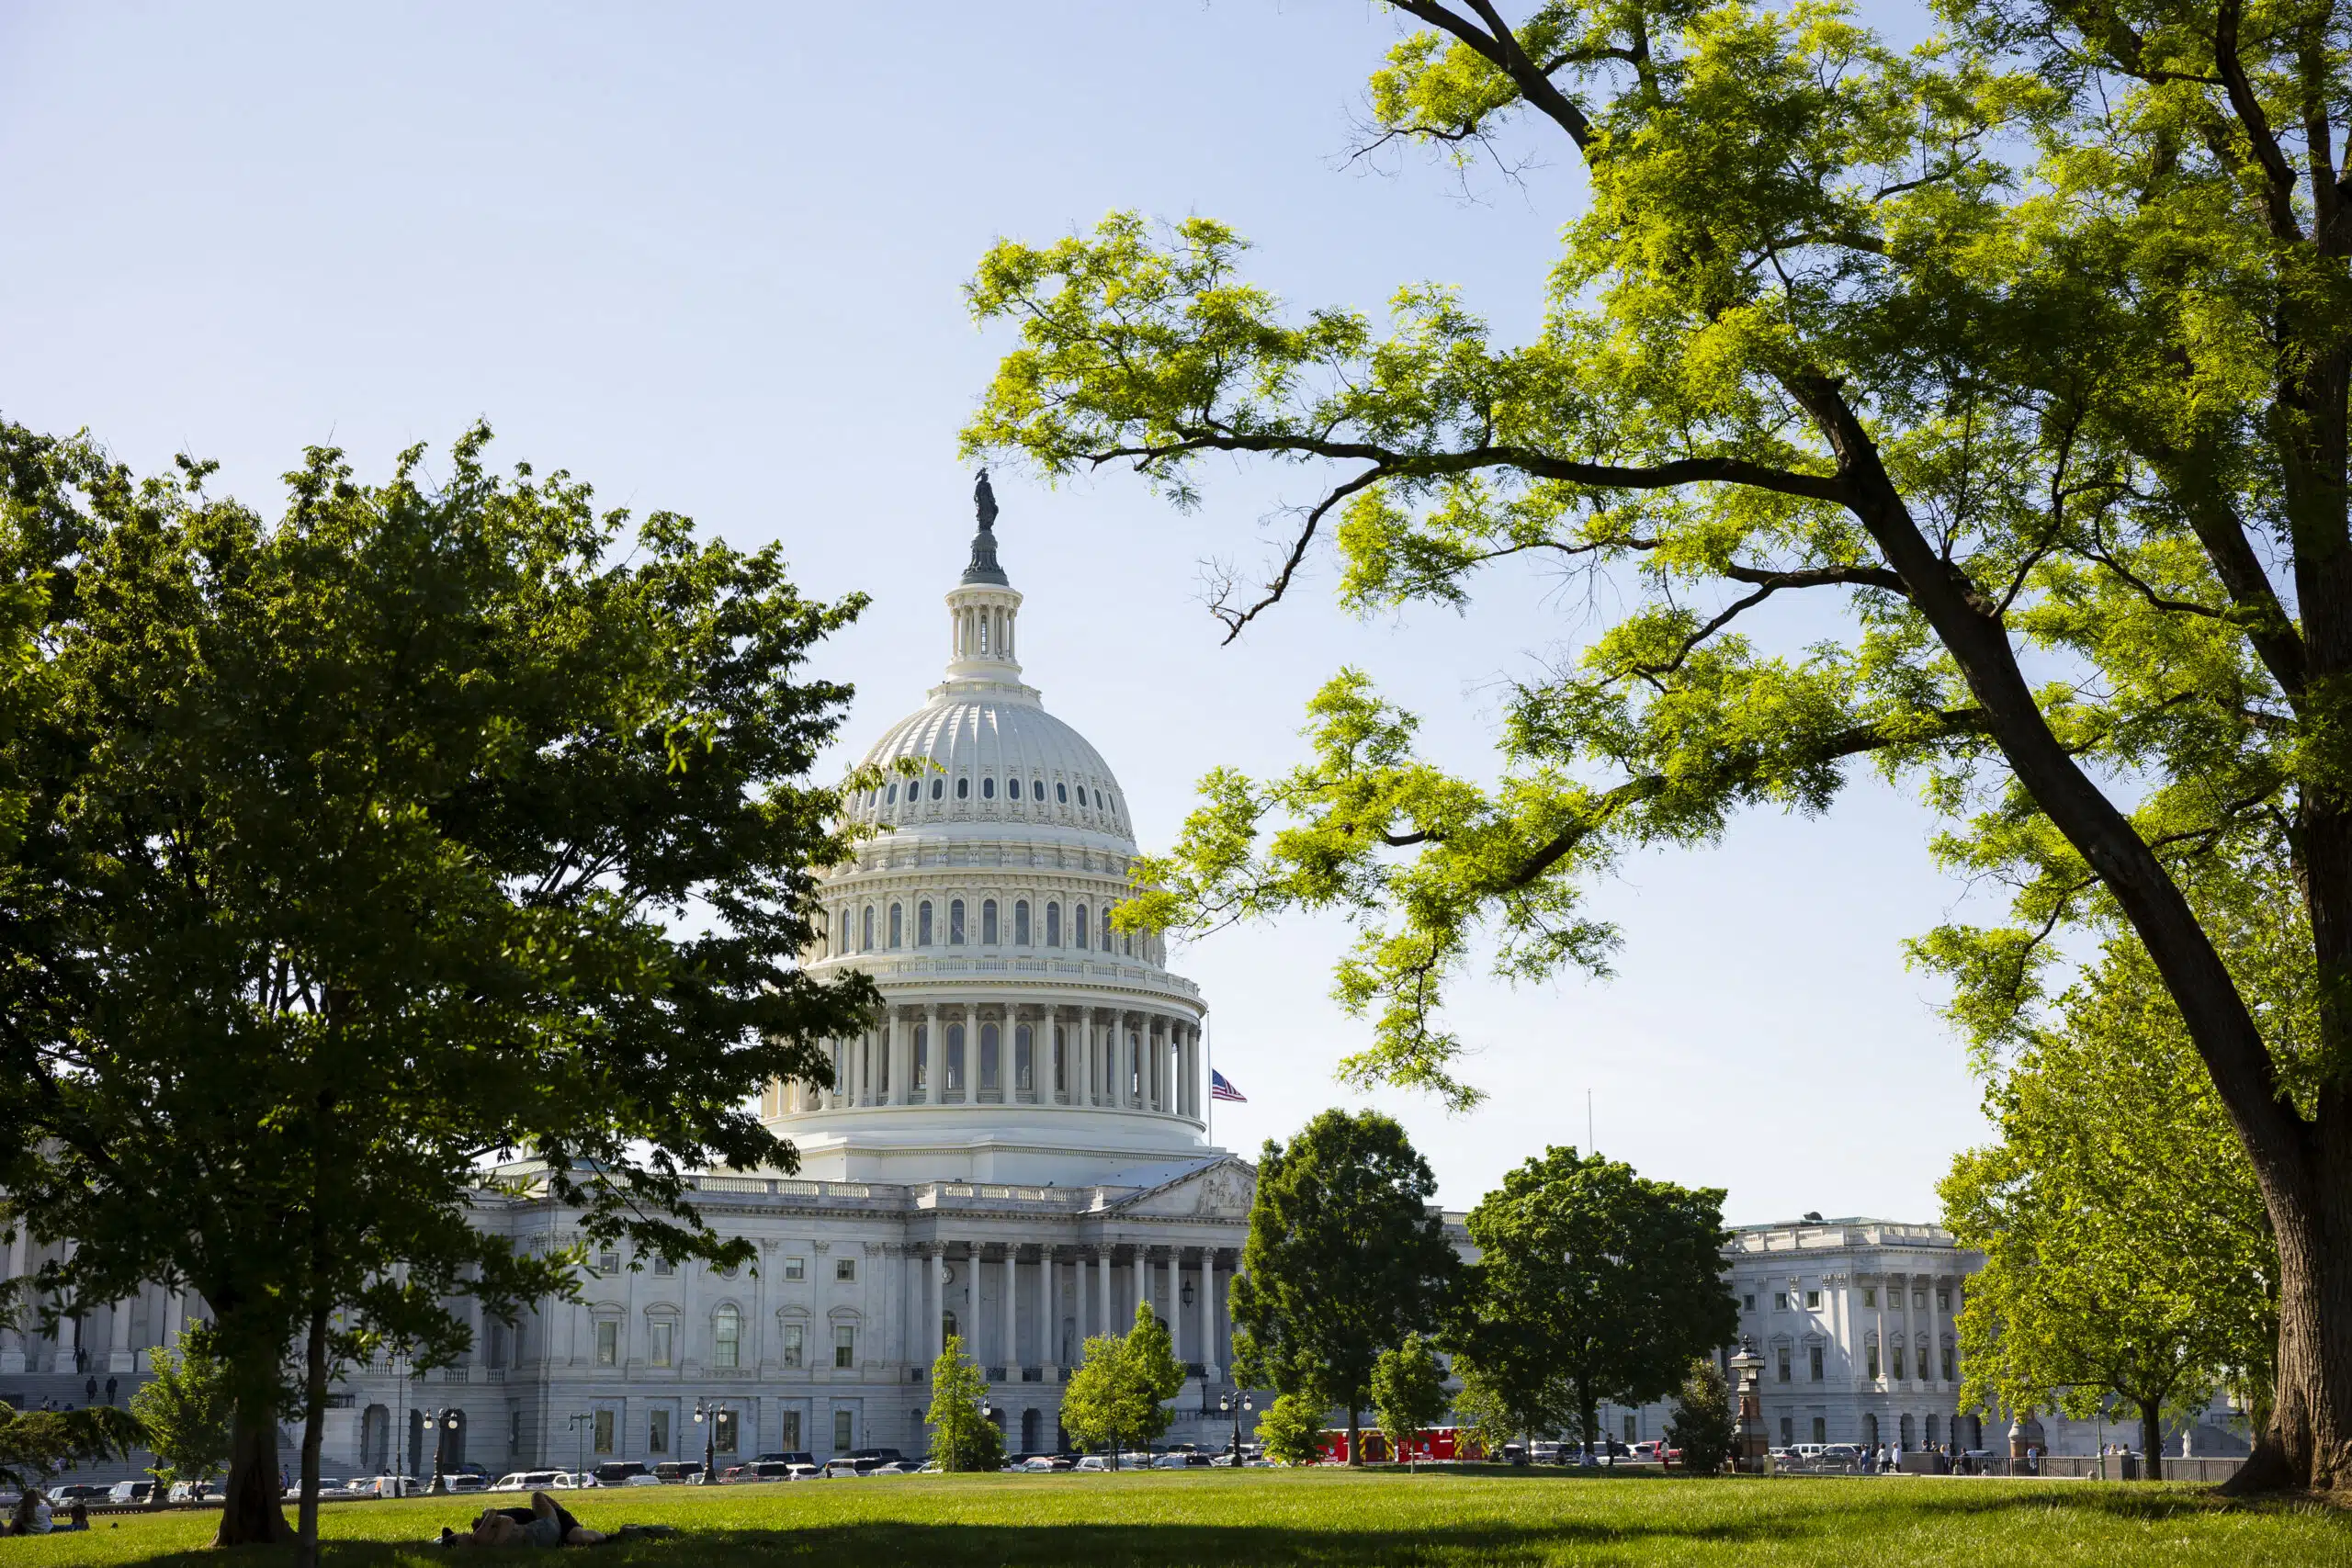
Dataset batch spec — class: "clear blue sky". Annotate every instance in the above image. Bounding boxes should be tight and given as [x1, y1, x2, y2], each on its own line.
[1, 1, 1991, 1222]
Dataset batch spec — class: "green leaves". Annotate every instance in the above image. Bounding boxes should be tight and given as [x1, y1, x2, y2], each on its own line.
[1060, 1302, 1188, 1460]
[924, 1335, 1007, 1472]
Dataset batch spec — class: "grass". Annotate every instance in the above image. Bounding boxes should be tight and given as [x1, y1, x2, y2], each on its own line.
[12, 1468, 2350, 1567]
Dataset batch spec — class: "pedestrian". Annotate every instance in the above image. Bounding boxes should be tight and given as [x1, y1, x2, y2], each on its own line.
[66, 1499, 87, 1532]
[104, 1375, 117, 1405]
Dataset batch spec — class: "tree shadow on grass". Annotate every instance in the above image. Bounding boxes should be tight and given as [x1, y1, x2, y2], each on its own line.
[94, 1484, 2350, 1568]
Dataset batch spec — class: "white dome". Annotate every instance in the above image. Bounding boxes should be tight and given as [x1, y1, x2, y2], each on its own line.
[847, 686, 1134, 846]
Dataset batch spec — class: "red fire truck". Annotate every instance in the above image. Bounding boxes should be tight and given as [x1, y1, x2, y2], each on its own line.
[1312, 1427, 1487, 1465]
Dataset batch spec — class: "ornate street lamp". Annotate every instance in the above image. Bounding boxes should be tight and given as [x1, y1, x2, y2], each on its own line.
[565, 1413, 594, 1488]
[1727, 1347, 1768, 1473]
[1218, 1391, 1253, 1465]
[427, 1408, 461, 1494]
[694, 1398, 725, 1483]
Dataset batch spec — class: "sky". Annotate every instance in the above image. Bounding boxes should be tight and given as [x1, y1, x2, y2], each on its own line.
[0, 1, 1996, 1223]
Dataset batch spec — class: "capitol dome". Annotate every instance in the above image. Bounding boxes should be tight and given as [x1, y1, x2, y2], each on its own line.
[763, 476, 1213, 1185]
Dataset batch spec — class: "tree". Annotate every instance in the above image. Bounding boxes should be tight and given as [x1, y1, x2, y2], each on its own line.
[925, 1334, 1005, 1472]
[129, 1327, 232, 1492]
[1230, 1110, 1458, 1464]
[1449, 1359, 1558, 1463]
[0, 1402, 141, 1495]
[1372, 1333, 1450, 1467]
[1254, 1391, 1327, 1467]
[0, 423, 875, 1551]
[961, 0, 2352, 1491]
[1666, 1358, 1735, 1475]
[1059, 1303, 1187, 1467]
[1448, 1148, 1733, 1449]
[1941, 934, 2278, 1479]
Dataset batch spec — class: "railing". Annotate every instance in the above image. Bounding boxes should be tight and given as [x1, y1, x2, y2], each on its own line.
[986, 1366, 1008, 1382]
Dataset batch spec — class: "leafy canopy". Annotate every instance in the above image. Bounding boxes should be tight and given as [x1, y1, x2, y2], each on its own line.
[924, 1335, 1006, 1472]
[130, 1329, 234, 1489]
[1666, 1357, 1736, 1474]
[1060, 1302, 1188, 1461]
[1372, 1332, 1453, 1462]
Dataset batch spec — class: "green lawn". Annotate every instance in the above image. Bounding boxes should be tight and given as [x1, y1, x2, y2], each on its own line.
[12, 1469, 2348, 1566]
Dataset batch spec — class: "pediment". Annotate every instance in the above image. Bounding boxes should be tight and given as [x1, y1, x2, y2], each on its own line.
[1108, 1156, 1258, 1220]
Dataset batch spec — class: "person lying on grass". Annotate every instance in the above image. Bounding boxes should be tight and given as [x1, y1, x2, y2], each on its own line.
[436, 1487, 684, 1549]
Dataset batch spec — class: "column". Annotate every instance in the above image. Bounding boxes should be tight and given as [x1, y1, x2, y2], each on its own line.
[1197, 1250, 1216, 1381]
[107, 1295, 134, 1373]
[888, 1010, 906, 1107]
[1001, 1247, 1017, 1371]
[1049, 1009, 1065, 1104]
[922, 1004, 940, 1103]
[1039, 1245, 1058, 1375]
[961, 1001, 978, 1101]
[164, 1289, 186, 1361]
[931, 1247, 949, 1366]
[1095, 1247, 1110, 1337]
[904, 1247, 922, 1366]
[0, 1225, 25, 1372]
[1167, 1254, 1183, 1365]
[1133, 1247, 1148, 1325]
[1901, 1273, 1917, 1385]
[1873, 1277, 1887, 1384]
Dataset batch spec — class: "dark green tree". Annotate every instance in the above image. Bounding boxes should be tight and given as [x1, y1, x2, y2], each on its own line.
[961, 0, 2352, 1490]
[129, 1327, 233, 1491]
[1231, 1110, 1458, 1464]
[0, 423, 874, 1551]
[0, 1402, 141, 1495]
[1254, 1391, 1327, 1467]
[925, 1335, 1006, 1472]
[1666, 1357, 1735, 1475]
[1449, 1148, 1733, 1449]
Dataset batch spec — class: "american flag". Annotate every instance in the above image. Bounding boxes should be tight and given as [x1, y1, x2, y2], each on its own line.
[1210, 1069, 1247, 1103]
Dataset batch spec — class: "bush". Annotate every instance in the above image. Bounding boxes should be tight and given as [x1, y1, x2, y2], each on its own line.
[1256, 1391, 1328, 1466]
[1666, 1358, 1733, 1474]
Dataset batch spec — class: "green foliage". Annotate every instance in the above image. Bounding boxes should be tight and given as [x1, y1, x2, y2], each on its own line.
[1253, 1392, 1328, 1467]
[1666, 1358, 1735, 1475]
[130, 1328, 233, 1487]
[958, 1, 2352, 1481]
[1448, 1146, 1734, 1446]
[1232, 1111, 1458, 1456]
[0, 1400, 141, 1494]
[924, 1336, 1005, 1472]
[0, 422, 877, 1532]
[1371, 1333, 1450, 1464]
[1059, 1303, 1187, 1462]
[1940, 934, 2278, 1466]
[1446, 1363, 1529, 1461]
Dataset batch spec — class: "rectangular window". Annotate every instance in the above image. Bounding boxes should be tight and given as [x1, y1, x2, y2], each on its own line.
[714, 1313, 741, 1370]
[834, 1408, 854, 1451]
[593, 1409, 615, 1455]
[1809, 1345, 1824, 1381]
[1913, 1291, 1928, 1311]
[594, 1320, 618, 1367]
[596, 1248, 621, 1276]
[649, 1320, 673, 1369]
[1046, 903, 1061, 946]
[1776, 1347, 1792, 1383]
[649, 1409, 671, 1455]
[1804, 1290, 1820, 1310]
[1937, 1288, 1951, 1312]
[714, 1409, 739, 1455]
[835, 1257, 857, 1282]
[1623, 1415, 1635, 1443]
[782, 1324, 805, 1369]
[1812, 1416, 1826, 1445]
[1742, 1293, 1756, 1312]
[1916, 1346, 1929, 1381]
[1773, 1292, 1788, 1312]
[1862, 1287, 1877, 1308]
[1867, 1345, 1880, 1379]
[779, 1410, 802, 1450]
[834, 1325, 856, 1369]
[1779, 1416, 1793, 1445]
[785, 1257, 807, 1282]
[652, 1258, 674, 1278]
[1941, 1346, 1956, 1382]
[950, 900, 966, 944]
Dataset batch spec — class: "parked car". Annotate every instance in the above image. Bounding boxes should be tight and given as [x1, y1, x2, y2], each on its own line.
[821, 1457, 866, 1479]
[108, 1480, 159, 1505]
[721, 1461, 802, 1483]
[618, 1473, 666, 1486]
[753, 1451, 818, 1468]
[865, 1461, 920, 1475]
[445, 1473, 488, 1494]
[651, 1461, 705, 1484]
[167, 1480, 224, 1504]
[848, 1448, 908, 1470]
[1074, 1455, 1112, 1472]
[492, 1471, 568, 1494]
[1019, 1454, 1070, 1472]
[52, 1483, 110, 1505]
[591, 1461, 649, 1486]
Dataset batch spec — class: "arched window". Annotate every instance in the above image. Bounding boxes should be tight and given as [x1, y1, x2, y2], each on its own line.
[1052, 1025, 1067, 1092]
[838, 908, 851, 951]
[980, 1022, 1000, 1091]
[885, 783, 897, 804]
[1013, 900, 1031, 945]
[862, 906, 875, 951]
[1046, 902, 1061, 947]
[1007, 777, 1022, 799]
[888, 904, 903, 948]
[945, 1024, 966, 1090]
[712, 1305, 741, 1370]
[1075, 904, 1090, 950]
[1032, 776, 1045, 803]
[982, 900, 999, 945]
[931, 777, 944, 800]
[1102, 902, 1116, 951]
[919, 901, 934, 946]
[1123, 927, 1133, 957]
[1056, 782, 1068, 804]
[982, 775, 996, 799]
[949, 900, 966, 945]
[1015, 1024, 1034, 1092]
[1094, 789, 1104, 810]
[912, 1023, 929, 1089]
[956, 776, 970, 799]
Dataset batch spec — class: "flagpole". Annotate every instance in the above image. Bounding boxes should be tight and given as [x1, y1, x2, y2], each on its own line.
[1205, 1010, 1214, 1150]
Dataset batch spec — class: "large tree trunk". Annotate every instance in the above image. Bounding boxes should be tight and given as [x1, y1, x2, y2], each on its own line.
[2228, 1159, 2352, 1494]
[213, 1387, 289, 1547]
[294, 1304, 329, 1568]
[2139, 1399, 2164, 1483]
[1347, 1404, 1361, 1466]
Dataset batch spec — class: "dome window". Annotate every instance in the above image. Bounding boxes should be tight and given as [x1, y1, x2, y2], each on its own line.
[1014, 1023, 1034, 1093]
[838, 908, 852, 952]
[885, 783, 897, 804]
[982, 775, 996, 799]
[949, 899, 966, 945]
[956, 777, 970, 800]
[982, 899, 1000, 944]
[1046, 901, 1061, 947]
[1056, 782, 1068, 804]
[1094, 789, 1105, 811]
[1074, 903, 1090, 950]
[1032, 776, 1045, 801]
[932, 778, 944, 800]
[1007, 777, 1021, 800]
[979, 1022, 1000, 1092]
[1013, 900, 1031, 946]
[861, 906, 876, 952]
[918, 901, 934, 946]
[888, 903, 903, 949]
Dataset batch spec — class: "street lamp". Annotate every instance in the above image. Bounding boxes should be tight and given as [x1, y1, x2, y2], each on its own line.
[1219, 1391, 1253, 1465]
[566, 1414, 594, 1488]
[426, 1408, 461, 1494]
[695, 1398, 729, 1483]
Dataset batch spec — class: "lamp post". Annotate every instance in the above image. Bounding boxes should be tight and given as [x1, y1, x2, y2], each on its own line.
[1728, 1347, 1768, 1473]
[566, 1414, 594, 1488]
[426, 1408, 461, 1494]
[1219, 1392, 1252, 1465]
[695, 1397, 729, 1483]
